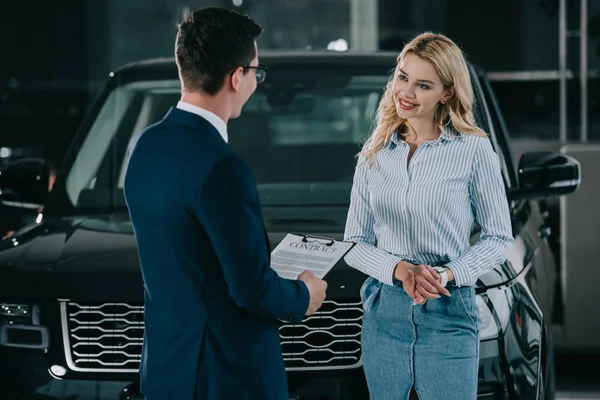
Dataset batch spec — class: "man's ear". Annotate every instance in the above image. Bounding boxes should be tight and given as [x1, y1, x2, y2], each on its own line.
[229, 67, 243, 92]
[441, 86, 455, 104]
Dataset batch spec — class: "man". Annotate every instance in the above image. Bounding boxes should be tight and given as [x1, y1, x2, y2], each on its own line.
[123, 7, 327, 400]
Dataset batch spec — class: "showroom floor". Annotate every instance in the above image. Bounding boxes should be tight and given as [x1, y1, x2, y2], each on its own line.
[2, 354, 599, 400]
[2, 383, 600, 400]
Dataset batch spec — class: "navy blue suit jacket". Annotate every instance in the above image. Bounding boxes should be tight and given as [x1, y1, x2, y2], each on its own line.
[124, 107, 310, 400]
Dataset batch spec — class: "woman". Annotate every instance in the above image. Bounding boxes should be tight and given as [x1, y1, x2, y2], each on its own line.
[343, 32, 514, 400]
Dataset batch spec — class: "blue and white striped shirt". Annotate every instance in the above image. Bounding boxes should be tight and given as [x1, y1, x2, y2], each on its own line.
[343, 130, 514, 287]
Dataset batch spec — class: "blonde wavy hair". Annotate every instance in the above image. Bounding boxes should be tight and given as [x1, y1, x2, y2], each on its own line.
[360, 32, 486, 165]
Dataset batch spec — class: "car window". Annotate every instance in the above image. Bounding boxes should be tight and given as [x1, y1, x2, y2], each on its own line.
[478, 75, 518, 189]
[59, 65, 507, 213]
[61, 71, 390, 211]
[65, 86, 137, 206]
[469, 67, 514, 190]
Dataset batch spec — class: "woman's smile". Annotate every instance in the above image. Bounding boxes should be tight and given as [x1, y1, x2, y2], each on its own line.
[398, 97, 419, 111]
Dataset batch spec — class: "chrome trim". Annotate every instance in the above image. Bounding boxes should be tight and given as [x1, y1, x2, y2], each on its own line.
[281, 300, 364, 371]
[284, 347, 361, 357]
[61, 300, 364, 373]
[549, 179, 581, 188]
[280, 300, 364, 371]
[280, 327, 362, 338]
[284, 356, 363, 372]
[60, 302, 139, 373]
[0, 200, 42, 210]
[280, 338, 361, 347]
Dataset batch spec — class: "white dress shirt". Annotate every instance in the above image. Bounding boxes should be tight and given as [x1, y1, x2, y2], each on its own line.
[176, 101, 228, 143]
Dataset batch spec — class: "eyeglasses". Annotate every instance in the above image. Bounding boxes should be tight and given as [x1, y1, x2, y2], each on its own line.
[240, 65, 268, 84]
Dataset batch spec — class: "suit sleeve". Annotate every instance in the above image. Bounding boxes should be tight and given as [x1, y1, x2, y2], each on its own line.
[196, 153, 310, 322]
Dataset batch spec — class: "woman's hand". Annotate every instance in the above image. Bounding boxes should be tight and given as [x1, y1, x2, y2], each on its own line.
[402, 269, 418, 301]
[406, 265, 451, 305]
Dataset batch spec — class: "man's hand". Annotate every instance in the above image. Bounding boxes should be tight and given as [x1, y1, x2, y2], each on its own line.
[297, 270, 327, 316]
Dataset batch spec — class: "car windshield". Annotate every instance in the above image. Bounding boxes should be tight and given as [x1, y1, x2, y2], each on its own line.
[62, 67, 390, 213]
[60, 63, 492, 223]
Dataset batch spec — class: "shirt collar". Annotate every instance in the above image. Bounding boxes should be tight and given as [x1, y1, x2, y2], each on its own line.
[389, 127, 459, 148]
[437, 129, 459, 144]
[176, 101, 228, 143]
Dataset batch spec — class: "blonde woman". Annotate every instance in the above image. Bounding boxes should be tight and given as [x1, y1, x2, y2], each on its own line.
[343, 32, 514, 399]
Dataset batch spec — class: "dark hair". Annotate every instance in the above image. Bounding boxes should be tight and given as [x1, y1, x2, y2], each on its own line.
[175, 7, 262, 95]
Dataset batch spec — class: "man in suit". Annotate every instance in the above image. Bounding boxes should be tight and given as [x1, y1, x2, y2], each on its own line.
[123, 7, 328, 400]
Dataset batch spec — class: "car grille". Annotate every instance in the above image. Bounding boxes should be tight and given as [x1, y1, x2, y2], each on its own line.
[62, 300, 363, 372]
[62, 303, 144, 371]
[280, 300, 363, 369]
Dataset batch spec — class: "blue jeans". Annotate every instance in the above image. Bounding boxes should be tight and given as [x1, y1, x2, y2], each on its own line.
[360, 277, 480, 400]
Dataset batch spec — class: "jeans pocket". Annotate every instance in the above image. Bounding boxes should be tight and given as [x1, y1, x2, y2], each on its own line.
[360, 277, 383, 314]
[456, 287, 480, 328]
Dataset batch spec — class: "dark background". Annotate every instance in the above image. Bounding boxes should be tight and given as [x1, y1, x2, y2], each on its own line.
[1, 0, 599, 169]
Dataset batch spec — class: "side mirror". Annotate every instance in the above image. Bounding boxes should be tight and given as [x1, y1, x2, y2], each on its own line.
[0, 158, 51, 210]
[510, 151, 581, 201]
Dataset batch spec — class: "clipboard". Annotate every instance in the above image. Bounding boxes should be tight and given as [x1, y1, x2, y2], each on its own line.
[270, 233, 355, 280]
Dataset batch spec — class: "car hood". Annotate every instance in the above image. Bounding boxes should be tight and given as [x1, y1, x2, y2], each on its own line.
[0, 213, 514, 302]
[0, 213, 367, 302]
[0, 215, 142, 301]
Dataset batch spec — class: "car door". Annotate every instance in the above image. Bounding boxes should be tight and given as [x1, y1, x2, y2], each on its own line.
[475, 68, 557, 325]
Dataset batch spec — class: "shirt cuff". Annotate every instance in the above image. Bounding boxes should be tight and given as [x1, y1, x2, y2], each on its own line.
[444, 259, 470, 287]
[380, 254, 403, 286]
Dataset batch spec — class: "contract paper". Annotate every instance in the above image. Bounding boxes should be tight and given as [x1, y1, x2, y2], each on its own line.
[270, 233, 355, 280]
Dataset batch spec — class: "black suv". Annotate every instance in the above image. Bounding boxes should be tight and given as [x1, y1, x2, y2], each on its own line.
[0, 52, 581, 399]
